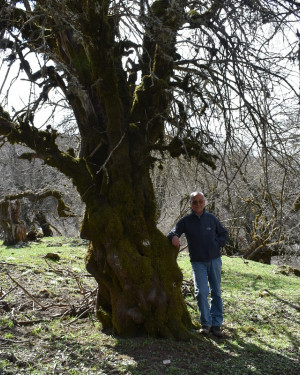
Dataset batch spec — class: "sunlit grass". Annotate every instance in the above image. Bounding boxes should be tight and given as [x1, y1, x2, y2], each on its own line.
[178, 251, 300, 358]
[0, 236, 87, 270]
[0, 238, 299, 374]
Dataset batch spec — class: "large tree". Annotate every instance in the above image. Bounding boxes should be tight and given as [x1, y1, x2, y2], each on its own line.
[0, 0, 299, 338]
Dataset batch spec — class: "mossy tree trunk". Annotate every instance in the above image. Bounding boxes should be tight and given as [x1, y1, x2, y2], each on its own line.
[75, 65, 193, 337]
[0, 1, 194, 338]
[82, 167, 193, 338]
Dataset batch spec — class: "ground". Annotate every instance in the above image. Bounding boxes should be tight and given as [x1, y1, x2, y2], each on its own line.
[0, 238, 299, 374]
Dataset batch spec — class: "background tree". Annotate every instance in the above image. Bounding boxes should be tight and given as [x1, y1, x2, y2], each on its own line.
[0, 189, 74, 244]
[0, 0, 299, 338]
[0, 141, 84, 239]
[156, 139, 300, 265]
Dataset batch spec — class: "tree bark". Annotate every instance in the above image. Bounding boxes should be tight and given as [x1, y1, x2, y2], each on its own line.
[0, 0, 193, 338]
[79, 133, 193, 338]
[0, 200, 26, 245]
[0, 190, 73, 245]
[85, 222, 193, 338]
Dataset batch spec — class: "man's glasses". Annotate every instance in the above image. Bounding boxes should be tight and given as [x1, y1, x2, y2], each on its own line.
[192, 200, 204, 205]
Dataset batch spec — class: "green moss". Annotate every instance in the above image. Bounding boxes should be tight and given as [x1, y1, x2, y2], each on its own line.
[130, 76, 168, 144]
[80, 211, 90, 240]
[293, 193, 300, 211]
[151, 0, 170, 17]
[0, 106, 11, 120]
[117, 239, 153, 281]
[167, 136, 217, 169]
[128, 122, 139, 133]
[188, 9, 201, 19]
[96, 305, 112, 329]
[67, 147, 76, 157]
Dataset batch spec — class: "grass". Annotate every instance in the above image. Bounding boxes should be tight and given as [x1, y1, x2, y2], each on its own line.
[0, 237, 299, 374]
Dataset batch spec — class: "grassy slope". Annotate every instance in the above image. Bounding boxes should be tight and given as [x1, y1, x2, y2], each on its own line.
[0, 237, 299, 375]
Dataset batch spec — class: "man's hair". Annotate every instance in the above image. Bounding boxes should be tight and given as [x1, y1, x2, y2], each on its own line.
[189, 191, 205, 203]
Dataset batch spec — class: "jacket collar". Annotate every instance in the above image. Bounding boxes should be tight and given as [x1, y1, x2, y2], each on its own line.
[191, 208, 206, 217]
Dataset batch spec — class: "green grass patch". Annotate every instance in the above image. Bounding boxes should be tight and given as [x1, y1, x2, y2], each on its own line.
[0, 237, 87, 269]
[0, 238, 299, 374]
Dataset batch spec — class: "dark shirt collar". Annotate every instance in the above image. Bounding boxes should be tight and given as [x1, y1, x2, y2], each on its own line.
[191, 208, 206, 217]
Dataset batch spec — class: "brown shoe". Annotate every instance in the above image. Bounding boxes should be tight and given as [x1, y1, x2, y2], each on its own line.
[199, 326, 211, 334]
[211, 326, 223, 337]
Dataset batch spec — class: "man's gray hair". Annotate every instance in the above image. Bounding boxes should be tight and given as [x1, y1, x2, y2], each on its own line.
[189, 191, 205, 202]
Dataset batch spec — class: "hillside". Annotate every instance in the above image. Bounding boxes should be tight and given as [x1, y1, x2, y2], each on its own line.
[0, 237, 299, 374]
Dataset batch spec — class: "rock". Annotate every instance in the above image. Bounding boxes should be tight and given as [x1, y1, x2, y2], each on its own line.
[44, 252, 60, 261]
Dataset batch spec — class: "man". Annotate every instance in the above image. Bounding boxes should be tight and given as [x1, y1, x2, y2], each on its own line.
[167, 191, 228, 337]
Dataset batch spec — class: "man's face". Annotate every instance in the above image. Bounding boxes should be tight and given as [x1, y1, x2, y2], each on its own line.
[190, 193, 206, 216]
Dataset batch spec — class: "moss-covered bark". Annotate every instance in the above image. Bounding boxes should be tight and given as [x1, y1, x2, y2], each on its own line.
[83, 164, 193, 338]
[0, 0, 194, 338]
[75, 119, 193, 337]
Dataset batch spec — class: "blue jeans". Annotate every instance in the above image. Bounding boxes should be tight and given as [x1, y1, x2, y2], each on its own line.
[191, 257, 223, 327]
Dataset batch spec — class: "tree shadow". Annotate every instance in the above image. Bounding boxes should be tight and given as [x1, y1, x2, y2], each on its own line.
[106, 327, 300, 375]
[265, 289, 300, 313]
[3, 319, 298, 375]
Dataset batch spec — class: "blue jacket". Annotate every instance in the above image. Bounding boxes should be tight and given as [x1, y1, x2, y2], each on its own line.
[167, 209, 228, 262]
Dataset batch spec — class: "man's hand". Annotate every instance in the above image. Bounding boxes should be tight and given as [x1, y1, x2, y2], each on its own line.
[171, 235, 180, 248]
